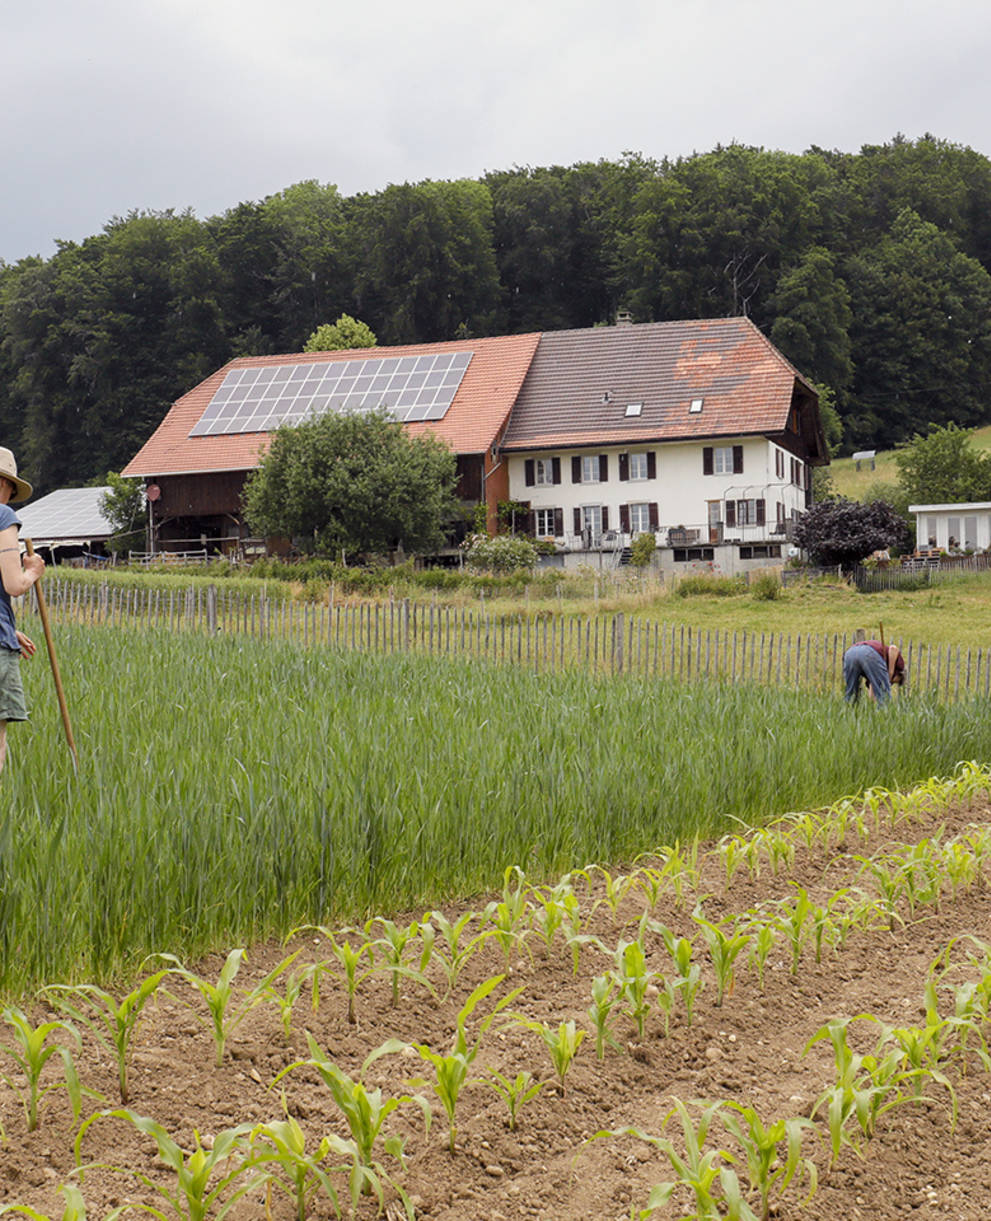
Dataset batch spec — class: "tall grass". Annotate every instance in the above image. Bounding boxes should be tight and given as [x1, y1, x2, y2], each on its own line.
[3, 621, 990, 993]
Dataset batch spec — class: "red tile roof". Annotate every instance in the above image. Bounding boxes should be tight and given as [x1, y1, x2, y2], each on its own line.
[123, 333, 541, 477]
[500, 317, 817, 451]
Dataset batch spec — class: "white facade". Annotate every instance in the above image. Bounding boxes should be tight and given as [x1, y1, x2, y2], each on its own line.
[507, 436, 811, 573]
[909, 502, 991, 553]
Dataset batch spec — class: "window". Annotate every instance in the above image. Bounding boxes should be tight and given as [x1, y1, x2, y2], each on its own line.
[703, 445, 743, 475]
[525, 457, 560, 487]
[791, 457, 803, 487]
[629, 503, 652, 534]
[689, 397, 704, 414]
[629, 452, 648, 480]
[673, 547, 714, 562]
[625, 402, 643, 417]
[775, 448, 785, 480]
[533, 508, 560, 537]
[725, 499, 766, 528]
[572, 454, 608, 483]
[739, 544, 782, 559]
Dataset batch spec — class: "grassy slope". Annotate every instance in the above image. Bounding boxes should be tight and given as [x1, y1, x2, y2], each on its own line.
[828, 423, 991, 501]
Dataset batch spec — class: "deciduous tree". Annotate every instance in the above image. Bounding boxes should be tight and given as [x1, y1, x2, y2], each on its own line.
[793, 498, 911, 567]
[243, 409, 457, 559]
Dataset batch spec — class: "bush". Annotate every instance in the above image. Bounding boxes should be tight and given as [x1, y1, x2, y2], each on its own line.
[675, 574, 745, 598]
[750, 572, 782, 601]
[629, 534, 657, 569]
[464, 534, 539, 574]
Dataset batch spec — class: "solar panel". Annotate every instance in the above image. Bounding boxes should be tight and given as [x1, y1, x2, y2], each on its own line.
[190, 350, 473, 437]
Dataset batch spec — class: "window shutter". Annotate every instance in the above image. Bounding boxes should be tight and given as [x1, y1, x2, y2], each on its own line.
[599, 454, 608, 481]
[648, 502, 659, 528]
[646, 451, 656, 479]
[554, 507, 563, 535]
[524, 459, 535, 487]
[726, 500, 736, 528]
[573, 507, 582, 533]
[703, 447, 714, 475]
[756, 499, 766, 526]
[733, 445, 744, 474]
[572, 455, 582, 483]
[619, 504, 630, 532]
[601, 506, 609, 531]
[552, 457, 561, 485]
[618, 453, 629, 482]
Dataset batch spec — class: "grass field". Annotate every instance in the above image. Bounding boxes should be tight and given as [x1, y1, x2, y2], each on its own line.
[828, 422, 991, 501]
[5, 618, 991, 994]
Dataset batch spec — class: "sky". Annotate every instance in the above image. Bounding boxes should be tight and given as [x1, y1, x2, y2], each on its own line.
[3, 0, 991, 264]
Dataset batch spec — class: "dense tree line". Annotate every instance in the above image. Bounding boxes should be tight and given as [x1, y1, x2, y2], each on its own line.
[3, 135, 991, 495]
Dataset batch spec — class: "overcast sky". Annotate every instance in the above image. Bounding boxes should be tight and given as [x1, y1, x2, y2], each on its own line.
[3, 0, 990, 264]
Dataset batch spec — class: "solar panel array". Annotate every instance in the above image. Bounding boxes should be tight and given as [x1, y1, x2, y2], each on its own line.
[17, 487, 114, 541]
[190, 350, 474, 437]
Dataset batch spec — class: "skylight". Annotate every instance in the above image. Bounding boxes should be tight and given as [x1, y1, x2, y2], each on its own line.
[689, 397, 704, 413]
[625, 402, 643, 417]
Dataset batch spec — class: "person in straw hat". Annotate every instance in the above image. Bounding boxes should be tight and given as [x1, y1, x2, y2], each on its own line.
[0, 449, 44, 771]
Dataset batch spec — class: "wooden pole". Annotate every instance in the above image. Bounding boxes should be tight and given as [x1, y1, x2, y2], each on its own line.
[25, 539, 77, 771]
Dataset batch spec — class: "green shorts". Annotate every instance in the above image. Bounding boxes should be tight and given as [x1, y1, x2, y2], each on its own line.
[0, 649, 28, 722]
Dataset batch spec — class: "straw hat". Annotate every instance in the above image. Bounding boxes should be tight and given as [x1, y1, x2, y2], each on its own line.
[0, 449, 33, 503]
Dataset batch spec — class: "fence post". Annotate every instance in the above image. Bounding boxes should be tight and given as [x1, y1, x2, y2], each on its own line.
[206, 585, 217, 634]
[612, 613, 624, 674]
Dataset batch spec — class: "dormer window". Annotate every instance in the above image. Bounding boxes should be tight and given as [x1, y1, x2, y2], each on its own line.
[689, 397, 704, 414]
[625, 402, 643, 417]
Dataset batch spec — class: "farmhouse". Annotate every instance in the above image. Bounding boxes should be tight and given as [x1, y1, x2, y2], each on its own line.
[123, 317, 827, 572]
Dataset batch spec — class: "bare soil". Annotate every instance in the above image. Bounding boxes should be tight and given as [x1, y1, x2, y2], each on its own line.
[1, 796, 990, 1221]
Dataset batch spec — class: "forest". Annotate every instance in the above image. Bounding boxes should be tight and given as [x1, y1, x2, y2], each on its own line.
[3, 134, 991, 496]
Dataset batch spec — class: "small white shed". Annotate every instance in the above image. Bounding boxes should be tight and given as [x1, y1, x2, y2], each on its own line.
[908, 502, 991, 552]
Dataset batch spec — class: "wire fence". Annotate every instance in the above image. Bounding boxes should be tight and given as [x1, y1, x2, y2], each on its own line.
[27, 577, 991, 702]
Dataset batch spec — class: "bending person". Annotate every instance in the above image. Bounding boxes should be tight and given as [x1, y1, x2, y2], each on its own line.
[843, 638, 905, 705]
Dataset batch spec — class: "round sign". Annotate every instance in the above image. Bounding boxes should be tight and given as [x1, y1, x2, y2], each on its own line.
[146, 483, 161, 502]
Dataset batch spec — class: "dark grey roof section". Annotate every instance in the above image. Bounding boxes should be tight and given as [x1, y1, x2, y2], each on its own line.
[500, 317, 809, 451]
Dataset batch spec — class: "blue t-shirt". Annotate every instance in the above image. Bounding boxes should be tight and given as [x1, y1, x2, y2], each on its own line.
[0, 503, 23, 652]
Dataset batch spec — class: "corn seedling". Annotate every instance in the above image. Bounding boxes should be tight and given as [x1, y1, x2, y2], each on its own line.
[659, 929, 704, 1025]
[248, 1102, 343, 1221]
[157, 949, 297, 1066]
[806, 1017, 922, 1163]
[364, 916, 434, 1005]
[0, 1006, 87, 1133]
[589, 1100, 757, 1221]
[529, 877, 582, 959]
[777, 886, 815, 975]
[481, 1068, 543, 1132]
[692, 906, 750, 1007]
[422, 909, 492, 999]
[608, 937, 657, 1041]
[514, 1017, 586, 1096]
[743, 916, 777, 992]
[587, 865, 634, 922]
[259, 959, 320, 1042]
[716, 834, 749, 891]
[482, 885, 534, 969]
[274, 1035, 428, 1216]
[412, 974, 520, 1152]
[718, 1101, 818, 1221]
[44, 967, 171, 1104]
[656, 841, 700, 909]
[75, 1110, 260, 1221]
[586, 974, 623, 1060]
[308, 929, 376, 1023]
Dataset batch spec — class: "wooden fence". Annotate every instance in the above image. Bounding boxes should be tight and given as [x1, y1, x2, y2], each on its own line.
[27, 578, 991, 702]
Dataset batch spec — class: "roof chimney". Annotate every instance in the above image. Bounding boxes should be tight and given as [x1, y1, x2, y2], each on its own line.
[615, 309, 633, 327]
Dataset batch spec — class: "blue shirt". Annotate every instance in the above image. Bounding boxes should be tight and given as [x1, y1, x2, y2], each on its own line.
[0, 503, 23, 652]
